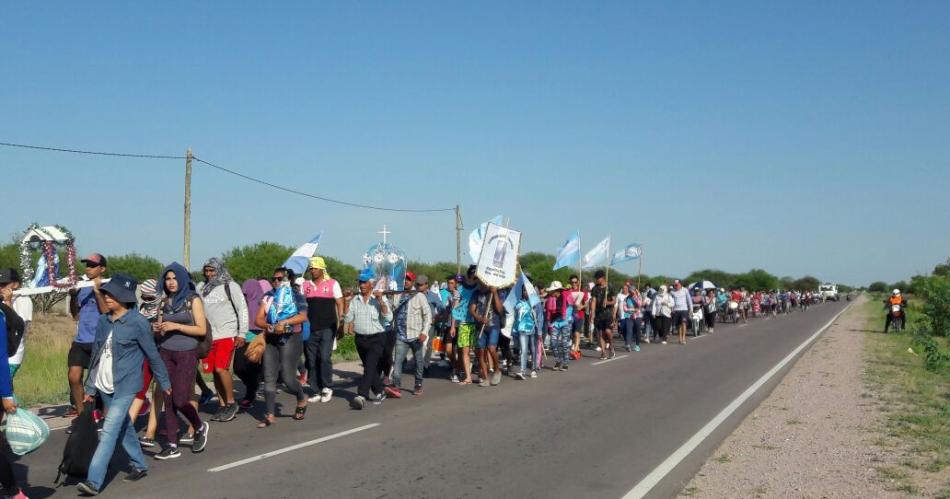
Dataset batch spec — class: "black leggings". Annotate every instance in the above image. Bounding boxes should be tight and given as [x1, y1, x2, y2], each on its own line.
[705, 311, 717, 329]
[233, 341, 262, 403]
[656, 315, 672, 341]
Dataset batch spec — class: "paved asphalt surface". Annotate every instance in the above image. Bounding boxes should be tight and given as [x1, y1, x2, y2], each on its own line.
[13, 300, 848, 499]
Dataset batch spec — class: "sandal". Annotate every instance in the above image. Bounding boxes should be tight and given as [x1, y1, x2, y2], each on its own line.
[293, 405, 307, 421]
[257, 415, 274, 429]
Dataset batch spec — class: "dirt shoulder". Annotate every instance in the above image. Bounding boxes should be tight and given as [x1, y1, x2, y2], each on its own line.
[683, 295, 906, 498]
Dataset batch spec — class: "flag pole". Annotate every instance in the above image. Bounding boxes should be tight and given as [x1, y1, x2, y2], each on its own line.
[637, 244, 643, 290]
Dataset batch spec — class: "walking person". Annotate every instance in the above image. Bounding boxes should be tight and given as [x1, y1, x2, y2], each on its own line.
[513, 285, 538, 379]
[567, 275, 589, 353]
[651, 285, 674, 344]
[590, 270, 616, 359]
[448, 265, 479, 384]
[255, 268, 309, 428]
[128, 279, 160, 441]
[545, 281, 573, 371]
[197, 258, 248, 423]
[438, 276, 459, 376]
[154, 263, 210, 459]
[344, 269, 392, 409]
[301, 257, 343, 404]
[234, 279, 270, 410]
[0, 301, 29, 499]
[391, 275, 432, 396]
[704, 289, 718, 333]
[470, 282, 505, 386]
[621, 286, 642, 352]
[670, 280, 691, 345]
[75, 274, 172, 496]
[68, 253, 109, 416]
[0, 269, 30, 379]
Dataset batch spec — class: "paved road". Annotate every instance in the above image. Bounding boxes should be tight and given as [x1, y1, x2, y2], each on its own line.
[14, 300, 848, 499]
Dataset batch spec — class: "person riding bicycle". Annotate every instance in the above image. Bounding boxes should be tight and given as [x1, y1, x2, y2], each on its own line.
[883, 289, 907, 333]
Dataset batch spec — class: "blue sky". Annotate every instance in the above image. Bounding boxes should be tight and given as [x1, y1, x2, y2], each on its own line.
[2, 1, 948, 285]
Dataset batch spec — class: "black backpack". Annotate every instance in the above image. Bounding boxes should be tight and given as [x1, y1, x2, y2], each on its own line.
[55, 406, 98, 484]
[0, 303, 24, 356]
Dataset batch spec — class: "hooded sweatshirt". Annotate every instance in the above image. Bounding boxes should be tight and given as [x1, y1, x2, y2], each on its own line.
[242, 279, 270, 339]
[158, 262, 201, 351]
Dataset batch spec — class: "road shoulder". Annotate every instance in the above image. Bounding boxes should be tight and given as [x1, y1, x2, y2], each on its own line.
[682, 296, 902, 498]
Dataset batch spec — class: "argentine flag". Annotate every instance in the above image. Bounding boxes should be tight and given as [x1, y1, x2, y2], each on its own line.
[552, 230, 581, 270]
[281, 233, 323, 275]
[581, 235, 611, 269]
[503, 272, 543, 318]
[610, 243, 642, 265]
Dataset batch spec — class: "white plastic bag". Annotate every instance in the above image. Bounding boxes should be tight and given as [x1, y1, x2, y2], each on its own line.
[5, 408, 50, 455]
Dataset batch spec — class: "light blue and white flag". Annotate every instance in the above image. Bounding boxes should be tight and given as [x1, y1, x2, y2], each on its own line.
[503, 271, 543, 317]
[581, 235, 611, 269]
[552, 230, 581, 270]
[610, 243, 642, 265]
[468, 215, 504, 263]
[281, 233, 323, 275]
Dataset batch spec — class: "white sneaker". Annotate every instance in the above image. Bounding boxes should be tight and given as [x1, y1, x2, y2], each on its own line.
[530, 370, 538, 378]
[595, 346, 602, 352]
[307, 394, 321, 403]
[320, 388, 333, 403]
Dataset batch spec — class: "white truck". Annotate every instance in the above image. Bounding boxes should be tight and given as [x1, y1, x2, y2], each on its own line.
[818, 283, 839, 302]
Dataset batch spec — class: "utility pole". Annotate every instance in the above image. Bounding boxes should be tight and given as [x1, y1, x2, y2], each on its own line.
[183, 147, 193, 269]
[455, 205, 463, 275]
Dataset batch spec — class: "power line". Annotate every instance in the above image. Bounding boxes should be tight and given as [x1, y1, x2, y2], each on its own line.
[0, 141, 186, 159]
[192, 156, 455, 213]
[0, 140, 457, 213]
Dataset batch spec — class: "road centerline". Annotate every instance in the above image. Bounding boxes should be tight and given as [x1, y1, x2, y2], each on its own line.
[207, 423, 381, 473]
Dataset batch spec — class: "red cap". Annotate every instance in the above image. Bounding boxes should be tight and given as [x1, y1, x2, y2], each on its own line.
[405, 271, 416, 282]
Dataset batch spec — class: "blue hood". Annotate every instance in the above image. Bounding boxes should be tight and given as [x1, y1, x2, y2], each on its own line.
[159, 262, 196, 310]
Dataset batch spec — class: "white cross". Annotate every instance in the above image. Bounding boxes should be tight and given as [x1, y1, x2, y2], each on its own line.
[377, 225, 391, 244]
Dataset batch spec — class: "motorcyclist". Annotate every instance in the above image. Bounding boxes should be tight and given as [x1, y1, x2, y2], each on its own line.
[883, 289, 907, 333]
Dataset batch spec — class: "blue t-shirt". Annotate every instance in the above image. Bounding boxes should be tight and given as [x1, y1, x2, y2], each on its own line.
[75, 287, 101, 343]
[514, 300, 536, 334]
[451, 283, 477, 323]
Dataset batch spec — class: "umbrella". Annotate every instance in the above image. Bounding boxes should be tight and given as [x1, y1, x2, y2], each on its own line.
[688, 280, 716, 291]
[281, 233, 323, 275]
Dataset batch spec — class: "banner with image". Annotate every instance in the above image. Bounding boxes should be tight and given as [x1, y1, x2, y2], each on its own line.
[475, 223, 522, 288]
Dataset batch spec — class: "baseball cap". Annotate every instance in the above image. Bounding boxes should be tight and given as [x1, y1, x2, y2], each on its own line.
[309, 256, 327, 270]
[100, 273, 138, 304]
[416, 275, 429, 285]
[81, 253, 108, 267]
[358, 268, 376, 283]
[405, 271, 417, 282]
[0, 268, 20, 285]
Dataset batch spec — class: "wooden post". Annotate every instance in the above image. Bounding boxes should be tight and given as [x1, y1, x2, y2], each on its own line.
[455, 205, 463, 275]
[183, 147, 192, 269]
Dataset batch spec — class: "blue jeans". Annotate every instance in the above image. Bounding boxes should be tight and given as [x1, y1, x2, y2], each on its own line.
[518, 332, 537, 373]
[393, 339, 424, 388]
[550, 323, 572, 364]
[621, 318, 641, 347]
[87, 391, 146, 490]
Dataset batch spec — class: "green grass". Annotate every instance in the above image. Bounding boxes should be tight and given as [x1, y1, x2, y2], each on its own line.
[713, 453, 731, 464]
[863, 295, 950, 492]
[15, 313, 73, 407]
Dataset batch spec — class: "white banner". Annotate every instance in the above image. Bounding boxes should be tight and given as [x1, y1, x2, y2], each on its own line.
[475, 223, 522, 288]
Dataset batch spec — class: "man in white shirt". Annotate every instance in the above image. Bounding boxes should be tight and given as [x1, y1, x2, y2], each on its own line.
[670, 279, 692, 345]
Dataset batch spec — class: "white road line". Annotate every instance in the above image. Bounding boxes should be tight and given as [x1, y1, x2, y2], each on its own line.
[622, 303, 852, 499]
[207, 423, 381, 473]
[592, 354, 629, 366]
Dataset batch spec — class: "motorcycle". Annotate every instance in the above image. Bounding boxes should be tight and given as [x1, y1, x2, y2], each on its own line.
[725, 300, 740, 323]
[888, 303, 904, 333]
[690, 304, 704, 337]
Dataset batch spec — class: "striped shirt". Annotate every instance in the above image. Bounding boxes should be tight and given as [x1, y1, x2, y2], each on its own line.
[343, 294, 392, 335]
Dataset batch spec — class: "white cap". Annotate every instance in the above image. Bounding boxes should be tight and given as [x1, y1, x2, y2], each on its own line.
[546, 281, 564, 293]
[892, 289, 900, 295]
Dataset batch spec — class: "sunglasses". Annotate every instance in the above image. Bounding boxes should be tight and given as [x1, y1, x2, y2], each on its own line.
[272, 276, 283, 282]
[85, 263, 101, 269]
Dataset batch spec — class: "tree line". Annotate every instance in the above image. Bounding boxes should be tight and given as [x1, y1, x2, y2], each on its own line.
[2, 241, 847, 302]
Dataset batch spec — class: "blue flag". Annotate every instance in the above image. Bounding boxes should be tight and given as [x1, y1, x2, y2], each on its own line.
[503, 272, 543, 317]
[610, 243, 642, 265]
[552, 230, 581, 270]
